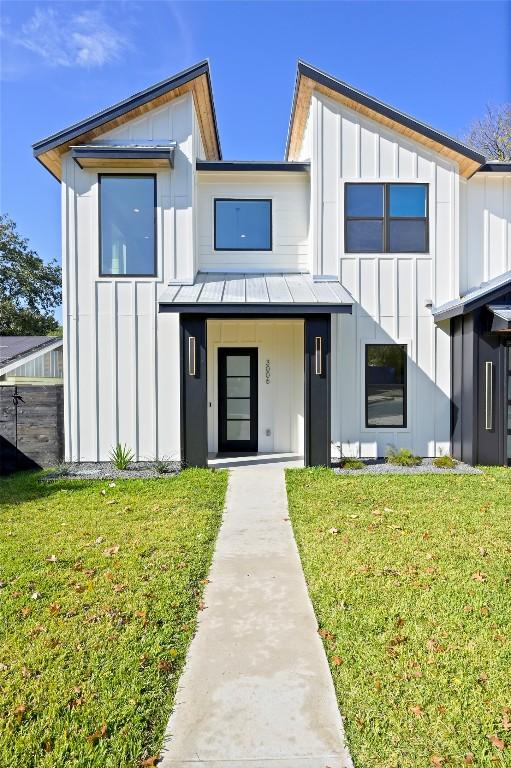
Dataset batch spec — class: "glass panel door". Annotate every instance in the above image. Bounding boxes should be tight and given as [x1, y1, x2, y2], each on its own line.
[507, 347, 511, 465]
[218, 348, 258, 452]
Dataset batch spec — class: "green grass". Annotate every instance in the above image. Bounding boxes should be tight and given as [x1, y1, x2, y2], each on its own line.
[0, 469, 227, 768]
[286, 468, 511, 768]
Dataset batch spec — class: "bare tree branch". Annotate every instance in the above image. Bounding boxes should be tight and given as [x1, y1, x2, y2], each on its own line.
[462, 103, 511, 161]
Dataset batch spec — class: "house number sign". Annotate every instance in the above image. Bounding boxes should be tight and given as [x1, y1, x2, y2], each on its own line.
[265, 359, 271, 384]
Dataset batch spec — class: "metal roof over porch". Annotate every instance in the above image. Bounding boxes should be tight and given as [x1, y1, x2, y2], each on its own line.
[159, 272, 353, 314]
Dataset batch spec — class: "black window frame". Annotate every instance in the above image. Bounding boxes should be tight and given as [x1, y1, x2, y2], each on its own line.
[98, 173, 158, 278]
[214, 198, 273, 252]
[365, 343, 408, 428]
[345, 182, 429, 254]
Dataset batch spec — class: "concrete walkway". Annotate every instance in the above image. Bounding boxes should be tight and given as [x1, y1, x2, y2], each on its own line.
[160, 466, 352, 768]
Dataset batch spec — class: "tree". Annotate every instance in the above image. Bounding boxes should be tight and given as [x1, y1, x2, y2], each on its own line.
[0, 214, 62, 336]
[463, 104, 511, 161]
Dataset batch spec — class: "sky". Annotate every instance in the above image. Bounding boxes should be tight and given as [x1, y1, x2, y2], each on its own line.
[1, 0, 510, 308]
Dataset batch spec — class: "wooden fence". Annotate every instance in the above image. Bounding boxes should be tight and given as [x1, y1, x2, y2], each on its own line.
[0, 385, 64, 474]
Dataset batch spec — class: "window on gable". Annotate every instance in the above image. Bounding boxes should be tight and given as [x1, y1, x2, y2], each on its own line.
[345, 183, 428, 253]
[214, 199, 272, 251]
[99, 175, 156, 276]
[365, 344, 407, 427]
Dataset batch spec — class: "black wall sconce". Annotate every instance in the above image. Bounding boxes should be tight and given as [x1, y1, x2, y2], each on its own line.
[188, 336, 196, 376]
[315, 336, 323, 375]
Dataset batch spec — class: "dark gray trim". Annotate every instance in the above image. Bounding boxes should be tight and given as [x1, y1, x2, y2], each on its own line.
[33, 60, 221, 160]
[478, 163, 511, 173]
[180, 315, 208, 468]
[159, 303, 352, 315]
[304, 315, 331, 467]
[98, 173, 158, 278]
[286, 60, 486, 165]
[197, 161, 310, 172]
[72, 147, 174, 169]
[214, 198, 272, 252]
[434, 278, 511, 321]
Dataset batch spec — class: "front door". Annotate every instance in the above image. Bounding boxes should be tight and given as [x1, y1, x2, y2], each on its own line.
[218, 348, 258, 453]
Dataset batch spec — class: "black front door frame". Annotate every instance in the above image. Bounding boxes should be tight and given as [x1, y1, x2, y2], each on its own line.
[179, 313, 331, 468]
[218, 347, 258, 453]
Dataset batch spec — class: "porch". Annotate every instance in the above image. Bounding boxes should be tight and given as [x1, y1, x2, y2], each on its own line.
[159, 272, 353, 467]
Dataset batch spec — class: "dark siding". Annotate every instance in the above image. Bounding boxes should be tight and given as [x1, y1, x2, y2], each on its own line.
[180, 316, 208, 468]
[304, 315, 331, 467]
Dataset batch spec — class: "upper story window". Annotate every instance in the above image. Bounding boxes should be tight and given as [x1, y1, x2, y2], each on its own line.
[345, 183, 428, 254]
[99, 174, 156, 276]
[365, 344, 407, 428]
[214, 199, 272, 251]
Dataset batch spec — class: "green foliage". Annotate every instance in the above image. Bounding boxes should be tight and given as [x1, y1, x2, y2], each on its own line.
[339, 457, 365, 470]
[0, 469, 227, 767]
[386, 446, 422, 467]
[154, 457, 172, 474]
[109, 444, 135, 470]
[433, 454, 458, 469]
[286, 467, 511, 767]
[0, 214, 62, 335]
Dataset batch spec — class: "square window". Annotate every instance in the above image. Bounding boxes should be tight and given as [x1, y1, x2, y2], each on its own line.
[389, 184, 427, 217]
[100, 175, 156, 276]
[388, 219, 427, 252]
[215, 199, 271, 250]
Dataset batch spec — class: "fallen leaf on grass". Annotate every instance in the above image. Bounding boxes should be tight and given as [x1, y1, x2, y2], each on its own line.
[20, 607, 32, 618]
[140, 757, 159, 767]
[112, 584, 126, 593]
[103, 546, 120, 557]
[410, 705, 424, 717]
[503, 707, 511, 731]
[31, 592, 42, 600]
[49, 602, 61, 615]
[21, 667, 32, 679]
[13, 704, 27, 723]
[86, 723, 107, 745]
[477, 672, 488, 685]
[332, 656, 343, 666]
[487, 734, 505, 750]
[318, 628, 335, 642]
[157, 660, 173, 673]
[464, 754, 474, 765]
[374, 679, 382, 691]
[329, 528, 339, 535]
[45, 555, 58, 563]
[74, 584, 86, 594]
[472, 571, 487, 582]
[430, 756, 444, 767]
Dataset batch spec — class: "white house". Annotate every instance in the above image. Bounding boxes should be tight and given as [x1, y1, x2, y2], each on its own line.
[32, 60, 511, 467]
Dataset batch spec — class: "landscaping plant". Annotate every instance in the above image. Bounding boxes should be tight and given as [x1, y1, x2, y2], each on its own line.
[109, 443, 135, 470]
[386, 446, 422, 467]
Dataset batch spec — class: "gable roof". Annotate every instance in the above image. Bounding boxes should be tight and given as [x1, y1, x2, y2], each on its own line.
[0, 336, 63, 375]
[286, 61, 486, 177]
[33, 61, 221, 180]
[432, 271, 511, 322]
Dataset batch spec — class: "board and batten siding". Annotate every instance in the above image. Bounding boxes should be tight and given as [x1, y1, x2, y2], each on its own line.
[196, 172, 310, 273]
[460, 173, 511, 293]
[61, 93, 201, 461]
[308, 92, 453, 457]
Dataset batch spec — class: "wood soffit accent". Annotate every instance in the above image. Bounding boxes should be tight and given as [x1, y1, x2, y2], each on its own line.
[35, 73, 219, 180]
[287, 73, 483, 178]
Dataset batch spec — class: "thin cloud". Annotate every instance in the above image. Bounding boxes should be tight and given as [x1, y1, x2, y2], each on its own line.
[14, 7, 129, 68]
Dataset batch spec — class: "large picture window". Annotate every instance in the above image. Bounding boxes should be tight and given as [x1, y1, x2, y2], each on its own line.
[365, 344, 407, 427]
[99, 175, 156, 276]
[345, 183, 428, 253]
[214, 199, 272, 251]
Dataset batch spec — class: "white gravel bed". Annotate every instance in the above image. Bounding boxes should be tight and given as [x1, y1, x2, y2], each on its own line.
[43, 461, 181, 481]
[333, 458, 482, 475]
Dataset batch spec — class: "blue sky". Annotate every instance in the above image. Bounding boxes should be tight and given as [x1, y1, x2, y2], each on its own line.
[1, 0, 510, 303]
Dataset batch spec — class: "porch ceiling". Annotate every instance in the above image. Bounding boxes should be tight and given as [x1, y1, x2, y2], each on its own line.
[159, 272, 353, 314]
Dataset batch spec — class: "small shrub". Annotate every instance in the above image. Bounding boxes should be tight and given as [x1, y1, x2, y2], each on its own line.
[154, 456, 172, 474]
[433, 454, 457, 469]
[386, 447, 421, 467]
[109, 443, 134, 470]
[340, 457, 365, 470]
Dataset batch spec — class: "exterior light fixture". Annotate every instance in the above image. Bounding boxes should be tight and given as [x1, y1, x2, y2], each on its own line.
[188, 336, 196, 377]
[315, 336, 323, 375]
[485, 361, 493, 430]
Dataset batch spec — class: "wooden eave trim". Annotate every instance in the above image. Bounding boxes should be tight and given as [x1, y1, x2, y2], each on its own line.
[287, 74, 483, 178]
[35, 74, 220, 181]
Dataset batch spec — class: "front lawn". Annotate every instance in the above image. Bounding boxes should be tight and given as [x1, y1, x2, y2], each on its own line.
[286, 468, 511, 768]
[0, 469, 227, 768]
